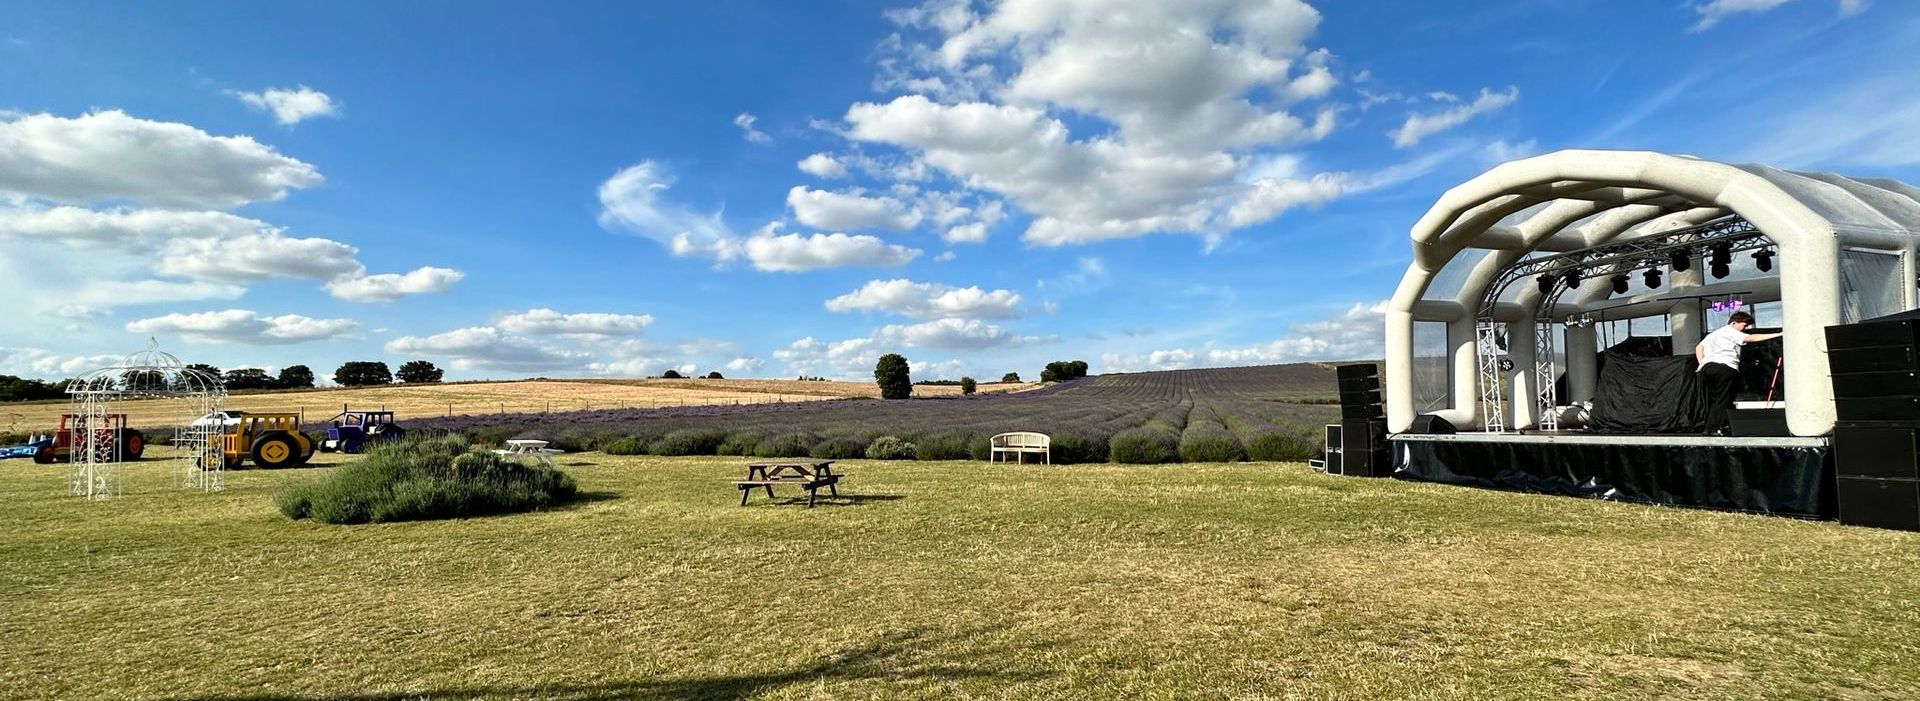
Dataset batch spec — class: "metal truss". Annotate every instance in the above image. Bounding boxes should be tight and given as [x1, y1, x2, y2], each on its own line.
[1473, 215, 1770, 432]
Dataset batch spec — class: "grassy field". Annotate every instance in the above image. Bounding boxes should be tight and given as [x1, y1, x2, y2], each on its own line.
[4, 452, 1919, 700]
[0, 378, 1036, 434]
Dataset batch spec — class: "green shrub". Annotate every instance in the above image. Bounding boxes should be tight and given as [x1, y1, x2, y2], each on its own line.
[968, 436, 992, 461]
[1109, 427, 1179, 464]
[809, 435, 869, 459]
[602, 437, 648, 456]
[1178, 425, 1246, 463]
[1246, 431, 1314, 461]
[716, 431, 761, 456]
[1050, 432, 1109, 464]
[914, 433, 972, 461]
[752, 432, 815, 458]
[277, 435, 578, 524]
[865, 435, 917, 460]
[875, 353, 912, 400]
[649, 428, 727, 456]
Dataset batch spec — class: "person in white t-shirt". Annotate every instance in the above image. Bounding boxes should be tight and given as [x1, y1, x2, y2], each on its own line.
[1694, 311, 1784, 433]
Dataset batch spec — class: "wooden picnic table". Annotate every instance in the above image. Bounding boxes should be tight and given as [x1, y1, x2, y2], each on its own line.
[735, 459, 842, 507]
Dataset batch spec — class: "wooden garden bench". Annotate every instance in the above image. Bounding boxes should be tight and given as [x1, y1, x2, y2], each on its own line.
[989, 432, 1051, 464]
[735, 460, 842, 507]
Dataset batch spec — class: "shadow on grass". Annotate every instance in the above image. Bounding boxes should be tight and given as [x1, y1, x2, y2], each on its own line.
[170, 627, 1052, 701]
[748, 493, 907, 508]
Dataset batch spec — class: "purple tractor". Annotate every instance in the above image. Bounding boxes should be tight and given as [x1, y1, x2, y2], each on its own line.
[319, 409, 406, 454]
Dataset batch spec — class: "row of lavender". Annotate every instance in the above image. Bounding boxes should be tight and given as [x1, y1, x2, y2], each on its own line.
[413, 364, 1347, 464]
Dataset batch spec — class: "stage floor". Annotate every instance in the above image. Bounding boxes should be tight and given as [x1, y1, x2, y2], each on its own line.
[1392, 431, 1828, 449]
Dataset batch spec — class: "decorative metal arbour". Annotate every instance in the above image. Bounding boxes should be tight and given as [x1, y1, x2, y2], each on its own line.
[65, 340, 227, 499]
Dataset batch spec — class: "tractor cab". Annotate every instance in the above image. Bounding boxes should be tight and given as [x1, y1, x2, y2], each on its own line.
[219, 412, 314, 469]
[320, 409, 406, 454]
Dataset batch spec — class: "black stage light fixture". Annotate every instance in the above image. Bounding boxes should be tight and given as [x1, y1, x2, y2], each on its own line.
[1709, 242, 1732, 267]
[1611, 274, 1630, 295]
[1561, 268, 1582, 289]
[1643, 268, 1663, 289]
[1669, 249, 1691, 272]
[1711, 262, 1731, 279]
[1536, 273, 1555, 295]
[1754, 248, 1774, 273]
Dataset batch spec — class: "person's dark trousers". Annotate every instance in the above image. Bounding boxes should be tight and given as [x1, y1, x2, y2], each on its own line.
[1699, 363, 1742, 432]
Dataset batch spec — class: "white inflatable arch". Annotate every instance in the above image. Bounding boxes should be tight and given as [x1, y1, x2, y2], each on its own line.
[1386, 150, 1920, 438]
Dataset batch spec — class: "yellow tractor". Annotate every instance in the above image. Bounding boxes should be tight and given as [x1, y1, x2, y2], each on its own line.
[214, 412, 315, 469]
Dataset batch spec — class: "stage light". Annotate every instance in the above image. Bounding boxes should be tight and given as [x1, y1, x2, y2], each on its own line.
[1669, 249, 1691, 272]
[1709, 242, 1732, 268]
[1711, 262, 1730, 279]
[1644, 268, 1663, 289]
[1754, 248, 1774, 272]
[1561, 268, 1581, 289]
[1611, 275, 1630, 295]
[1536, 274, 1555, 295]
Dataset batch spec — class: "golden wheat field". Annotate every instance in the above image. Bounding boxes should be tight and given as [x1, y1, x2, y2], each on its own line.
[0, 379, 1034, 433]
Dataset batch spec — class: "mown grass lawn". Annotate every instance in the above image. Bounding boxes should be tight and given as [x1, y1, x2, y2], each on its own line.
[3, 453, 1919, 700]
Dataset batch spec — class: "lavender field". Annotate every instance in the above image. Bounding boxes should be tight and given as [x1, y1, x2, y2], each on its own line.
[417, 363, 1349, 464]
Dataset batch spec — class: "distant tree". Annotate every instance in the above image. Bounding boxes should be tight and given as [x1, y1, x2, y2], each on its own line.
[960, 377, 977, 395]
[278, 365, 316, 389]
[223, 368, 276, 391]
[706, 371, 724, 379]
[874, 354, 912, 400]
[397, 360, 444, 384]
[0, 375, 65, 402]
[1041, 361, 1090, 383]
[1001, 372, 1020, 383]
[185, 363, 222, 379]
[661, 369, 684, 379]
[334, 361, 393, 387]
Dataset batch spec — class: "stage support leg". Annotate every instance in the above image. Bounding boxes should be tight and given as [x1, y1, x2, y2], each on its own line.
[1509, 321, 1537, 429]
[1669, 263, 1705, 354]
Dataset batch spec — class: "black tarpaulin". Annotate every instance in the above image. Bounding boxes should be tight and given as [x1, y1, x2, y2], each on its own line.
[1589, 352, 1709, 433]
[1395, 439, 1835, 518]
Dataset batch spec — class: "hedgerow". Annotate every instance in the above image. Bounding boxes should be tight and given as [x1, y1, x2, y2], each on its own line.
[1109, 427, 1179, 464]
[277, 435, 577, 524]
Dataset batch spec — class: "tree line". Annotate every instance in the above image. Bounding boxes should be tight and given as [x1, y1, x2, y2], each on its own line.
[872, 356, 1085, 400]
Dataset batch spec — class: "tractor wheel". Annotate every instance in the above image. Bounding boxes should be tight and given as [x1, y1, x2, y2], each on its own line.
[250, 433, 302, 469]
[121, 430, 146, 462]
[32, 445, 54, 465]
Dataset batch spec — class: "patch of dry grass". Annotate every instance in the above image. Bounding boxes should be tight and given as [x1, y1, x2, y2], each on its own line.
[2, 453, 1918, 699]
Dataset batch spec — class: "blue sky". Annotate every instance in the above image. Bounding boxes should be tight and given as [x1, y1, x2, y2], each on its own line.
[2, 0, 1916, 383]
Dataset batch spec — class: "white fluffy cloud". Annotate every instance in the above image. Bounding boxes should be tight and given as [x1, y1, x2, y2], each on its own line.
[875, 318, 1036, 350]
[825, 278, 1021, 320]
[1100, 301, 1385, 372]
[740, 232, 921, 272]
[157, 231, 365, 282]
[734, 112, 772, 143]
[324, 267, 465, 303]
[386, 326, 591, 373]
[787, 186, 922, 231]
[497, 308, 653, 337]
[597, 161, 736, 251]
[1390, 86, 1519, 149]
[125, 309, 358, 345]
[837, 0, 1345, 245]
[0, 110, 322, 208]
[0, 205, 263, 247]
[229, 86, 341, 125]
[773, 336, 882, 378]
[797, 153, 849, 178]
[0, 347, 123, 379]
[724, 357, 765, 373]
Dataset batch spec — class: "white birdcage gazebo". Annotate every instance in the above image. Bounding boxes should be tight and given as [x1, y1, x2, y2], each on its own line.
[65, 340, 228, 499]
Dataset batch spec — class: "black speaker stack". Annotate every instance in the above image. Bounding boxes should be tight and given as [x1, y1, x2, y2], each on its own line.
[1336, 364, 1392, 477]
[1827, 311, 1920, 531]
